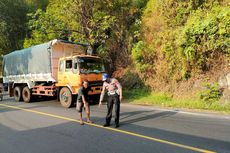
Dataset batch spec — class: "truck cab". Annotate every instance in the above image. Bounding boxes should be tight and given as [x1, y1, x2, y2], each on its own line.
[57, 55, 105, 107]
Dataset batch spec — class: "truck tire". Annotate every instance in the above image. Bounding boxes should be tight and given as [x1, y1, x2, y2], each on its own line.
[14, 86, 22, 102]
[59, 87, 72, 108]
[22, 86, 32, 103]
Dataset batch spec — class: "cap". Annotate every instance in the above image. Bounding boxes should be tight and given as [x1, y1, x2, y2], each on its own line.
[102, 73, 109, 81]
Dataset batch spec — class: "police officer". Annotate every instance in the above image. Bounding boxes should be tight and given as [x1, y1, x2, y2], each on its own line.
[99, 73, 122, 128]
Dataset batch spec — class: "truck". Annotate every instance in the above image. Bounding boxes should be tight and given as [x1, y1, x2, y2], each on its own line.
[2, 39, 105, 108]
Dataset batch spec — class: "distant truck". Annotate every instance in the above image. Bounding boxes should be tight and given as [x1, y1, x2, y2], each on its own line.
[3, 39, 105, 108]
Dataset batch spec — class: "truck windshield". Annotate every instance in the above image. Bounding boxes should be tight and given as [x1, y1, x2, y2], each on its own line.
[78, 57, 105, 74]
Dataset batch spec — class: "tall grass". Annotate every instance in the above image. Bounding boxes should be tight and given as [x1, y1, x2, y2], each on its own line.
[123, 89, 230, 113]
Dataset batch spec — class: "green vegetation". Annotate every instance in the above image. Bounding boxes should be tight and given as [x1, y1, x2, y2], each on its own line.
[133, 0, 229, 85]
[124, 89, 230, 113]
[0, 0, 229, 112]
[200, 83, 222, 103]
[0, 0, 48, 54]
[179, 6, 230, 70]
[23, 0, 148, 66]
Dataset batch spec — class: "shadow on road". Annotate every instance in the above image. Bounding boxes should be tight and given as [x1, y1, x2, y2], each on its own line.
[120, 110, 177, 124]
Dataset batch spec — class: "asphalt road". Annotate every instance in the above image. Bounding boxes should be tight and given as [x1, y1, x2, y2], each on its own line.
[0, 97, 230, 153]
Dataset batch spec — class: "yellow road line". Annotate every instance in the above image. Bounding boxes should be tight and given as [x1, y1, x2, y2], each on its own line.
[0, 103, 215, 153]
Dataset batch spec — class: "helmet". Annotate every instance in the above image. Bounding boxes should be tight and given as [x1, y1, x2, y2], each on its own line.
[102, 73, 109, 81]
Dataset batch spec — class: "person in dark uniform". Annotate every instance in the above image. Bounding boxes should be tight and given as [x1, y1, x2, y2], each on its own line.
[99, 73, 122, 128]
[76, 80, 92, 125]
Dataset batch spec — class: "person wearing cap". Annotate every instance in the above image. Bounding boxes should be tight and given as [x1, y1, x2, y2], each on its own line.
[99, 73, 122, 128]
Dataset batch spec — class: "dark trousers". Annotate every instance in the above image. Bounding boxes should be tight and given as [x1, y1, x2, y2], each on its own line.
[106, 94, 120, 125]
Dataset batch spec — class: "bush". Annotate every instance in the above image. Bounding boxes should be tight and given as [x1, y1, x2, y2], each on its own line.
[132, 0, 229, 89]
[132, 41, 153, 73]
[179, 6, 230, 71]
[200, 83, 222, 103]
[119, 69, 146, 89]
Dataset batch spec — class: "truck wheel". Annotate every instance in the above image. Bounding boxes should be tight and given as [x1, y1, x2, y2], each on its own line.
[22, 86, 32, 103]
[14, 86, 22, 102]
[59, 87, 72, 108]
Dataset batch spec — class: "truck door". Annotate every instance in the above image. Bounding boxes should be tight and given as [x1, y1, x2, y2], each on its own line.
[57, 60, 65, 85]
[57, 58, 81, 93]
[59, 59, 81, 91]
[63, 59, 74, 84]
[58, 59, 74, 86]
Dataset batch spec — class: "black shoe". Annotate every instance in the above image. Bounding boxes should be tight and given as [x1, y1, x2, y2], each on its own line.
[103, 123, 110, 127]
[115, 124, 119, 128]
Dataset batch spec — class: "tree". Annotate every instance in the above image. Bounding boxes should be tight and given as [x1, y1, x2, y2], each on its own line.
[24, 0, 148, 70]
[24, 0, 116, 51]
[25, 0, 49, 11]
[0, 0, 28, 54]
[0, 0, 49, 54]
[132, 0, 229, 90]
